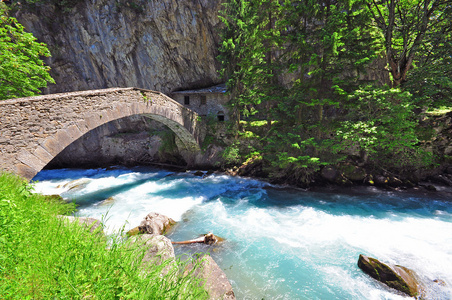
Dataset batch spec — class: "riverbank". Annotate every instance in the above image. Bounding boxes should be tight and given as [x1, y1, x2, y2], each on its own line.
[224, 156, 452, 194]
[0, 172, 208, 299]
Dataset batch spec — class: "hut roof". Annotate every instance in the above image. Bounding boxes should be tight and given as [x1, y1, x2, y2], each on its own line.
[171, 84, 227, 94]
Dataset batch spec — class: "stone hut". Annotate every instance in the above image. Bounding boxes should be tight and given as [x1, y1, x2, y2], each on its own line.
[170, 84, 229, 122]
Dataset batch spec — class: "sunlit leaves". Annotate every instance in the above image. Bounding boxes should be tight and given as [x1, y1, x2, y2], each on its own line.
[0, 4, 54, 100]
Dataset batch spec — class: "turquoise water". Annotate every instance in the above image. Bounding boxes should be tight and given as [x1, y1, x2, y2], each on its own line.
[33, 166, 452, 299]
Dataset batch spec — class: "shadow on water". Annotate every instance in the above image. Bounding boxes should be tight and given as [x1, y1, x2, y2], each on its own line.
[263, 186, 452, 220]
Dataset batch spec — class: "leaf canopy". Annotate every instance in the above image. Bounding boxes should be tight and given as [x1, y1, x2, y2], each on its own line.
[0, 4, 54, 100]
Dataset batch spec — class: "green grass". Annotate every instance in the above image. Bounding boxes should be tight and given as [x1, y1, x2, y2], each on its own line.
[0, 172, 208, 299]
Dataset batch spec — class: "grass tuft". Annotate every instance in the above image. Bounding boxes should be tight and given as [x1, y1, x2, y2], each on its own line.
[0, 172, 208, 299]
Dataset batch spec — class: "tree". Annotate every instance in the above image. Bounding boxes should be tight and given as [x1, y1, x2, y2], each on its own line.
[0, 3, 54, 100]
[366, 0, 452, 87]
[218, 0, 286, 130]
[218, 0, 444, 182]
[264, 1, 382, 165]
[402, 3, 452, 108]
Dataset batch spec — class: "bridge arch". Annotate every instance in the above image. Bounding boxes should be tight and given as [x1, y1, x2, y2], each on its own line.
[0, 88, 203, 180]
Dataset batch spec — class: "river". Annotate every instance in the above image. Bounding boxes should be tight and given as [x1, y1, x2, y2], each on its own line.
[32, 166, 452, 300]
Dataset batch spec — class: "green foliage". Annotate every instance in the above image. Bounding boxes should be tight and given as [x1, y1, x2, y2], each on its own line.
[0, 4, 54, 100]
[222, 142, 242, 166]
[335, 85, 434, 169]
[218, 0, 446, 179]
[0, 172, 208, 299]
[402, 4, 452, 108]
[366, 0, 452, 87]
[218, 0, 286, 128]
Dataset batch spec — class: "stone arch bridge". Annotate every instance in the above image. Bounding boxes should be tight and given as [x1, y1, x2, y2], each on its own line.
[0, 88, 203, 180]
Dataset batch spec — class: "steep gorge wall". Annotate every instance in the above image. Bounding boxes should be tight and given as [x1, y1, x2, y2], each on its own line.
[15, 0, 223, 94]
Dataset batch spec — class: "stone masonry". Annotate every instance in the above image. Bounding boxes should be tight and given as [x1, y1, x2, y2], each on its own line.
[0, 88, 202, 180]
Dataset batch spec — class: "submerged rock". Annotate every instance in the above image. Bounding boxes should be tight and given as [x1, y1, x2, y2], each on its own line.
[358, 254, 421, 297]
[61, 178, 91, 191]
[99, 196, 115, 206]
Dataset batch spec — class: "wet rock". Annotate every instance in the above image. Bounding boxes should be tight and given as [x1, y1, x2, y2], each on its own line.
[193, 170, 205, 177]
[321, 166, 339, 182]
[433, 279, 447, 286]
[186, 255, 236, 300]
[127, 226, 141, 236]
[423, 184, 437, 191]
[387, 176, 404, 188]
[446, 167, 452, 175]
[137, 212, 176, 235]
[236, 156, 265, 178]
[358, 254, 421, 297]
[194, 144, 226, 170]
[61, 178, 90, 191]
[58, 215, 103, 235]
[374, 175, 389, 186]
[340, 164, 367, 182]
[99, 196, 115, 205]
[430, 174, 452, 186]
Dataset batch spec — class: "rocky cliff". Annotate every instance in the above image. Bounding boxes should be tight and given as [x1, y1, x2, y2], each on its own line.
[15, 0, 223, 94]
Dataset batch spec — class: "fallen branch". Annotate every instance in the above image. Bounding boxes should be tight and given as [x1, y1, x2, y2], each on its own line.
[172, 233, 222, 245]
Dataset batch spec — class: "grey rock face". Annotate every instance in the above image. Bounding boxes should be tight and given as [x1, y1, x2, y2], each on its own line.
[15, 0, 223, 94]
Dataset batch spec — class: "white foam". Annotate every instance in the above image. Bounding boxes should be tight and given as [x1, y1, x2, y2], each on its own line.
[32, 168, 452, 299]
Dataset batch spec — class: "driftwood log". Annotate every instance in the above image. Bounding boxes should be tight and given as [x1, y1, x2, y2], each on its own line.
[172, 232, 223, 245]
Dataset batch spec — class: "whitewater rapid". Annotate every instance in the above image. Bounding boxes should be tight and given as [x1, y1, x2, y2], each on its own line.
[33, 166, 452, 299]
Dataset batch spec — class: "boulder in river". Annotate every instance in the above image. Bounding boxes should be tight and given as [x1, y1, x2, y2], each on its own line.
[61, 178, 91, 191]
[193, 170, 205, 177]
[358, 254, 421, 297]
[128, 234, 175, 266]
[186, 254, 236, 300]
[133, 212, 176, 236]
